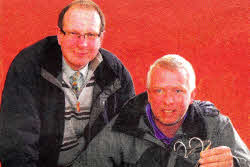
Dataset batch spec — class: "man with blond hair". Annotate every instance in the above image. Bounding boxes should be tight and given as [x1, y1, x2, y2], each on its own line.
[73, 54, 249, 167]
[0, 1, 135, 166]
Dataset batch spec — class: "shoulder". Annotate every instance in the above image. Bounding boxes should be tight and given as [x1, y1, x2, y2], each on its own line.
[5, 36, 60, 85]
[193, 100, 220, 117]
[11, 36, 58, 71]
[112, 92, 148, 131]
[193, 100, 231, 129]
[97, 48, 134, 91]
[122, 92, 148, 112]
[183, 100, 231, 139]
[99, 48, 129, 76]
[99, 48, 122, 65]
[20, 36, 58, 54]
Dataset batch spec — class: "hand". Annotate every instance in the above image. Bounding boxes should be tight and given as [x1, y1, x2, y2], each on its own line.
[199, 146, 233, 167]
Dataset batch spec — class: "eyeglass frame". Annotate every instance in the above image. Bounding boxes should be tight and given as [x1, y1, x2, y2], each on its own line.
[60, 28, 102, 40]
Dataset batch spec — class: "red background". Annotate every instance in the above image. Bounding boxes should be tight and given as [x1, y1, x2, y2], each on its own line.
[0, 0, 249, 164]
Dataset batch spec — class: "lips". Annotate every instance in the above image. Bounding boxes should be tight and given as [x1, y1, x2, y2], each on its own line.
[162, 109, 175, 113]
[76, 52, 88, 55]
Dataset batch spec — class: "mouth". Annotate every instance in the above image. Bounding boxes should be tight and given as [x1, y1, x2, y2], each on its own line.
[77, 52, 88, 55]
[162, 109, 175, 113]
[75, 50, 88, 54]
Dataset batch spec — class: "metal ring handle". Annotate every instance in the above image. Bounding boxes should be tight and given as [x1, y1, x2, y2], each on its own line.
[174, 140, 188, 158]
[189, 137, 204, 151]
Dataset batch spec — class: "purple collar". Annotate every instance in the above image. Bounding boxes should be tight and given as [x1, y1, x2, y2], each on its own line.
[145, 104, 176, 145]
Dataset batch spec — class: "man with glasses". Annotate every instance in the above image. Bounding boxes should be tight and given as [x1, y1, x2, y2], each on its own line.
[74, 54, 250, 167]
[0, 1, 135, 167]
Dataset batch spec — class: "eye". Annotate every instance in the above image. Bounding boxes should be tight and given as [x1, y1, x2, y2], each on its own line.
[85, 33, 97, 38]
[88, 33, 95, 36]
[69, 32, 80, 38]
[176, 89, 183, 93]
[156, 89, 162, 93]
[152, 88, 164, 94]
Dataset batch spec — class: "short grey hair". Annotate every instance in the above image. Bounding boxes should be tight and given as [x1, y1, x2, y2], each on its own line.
[147, 54, 196, 91]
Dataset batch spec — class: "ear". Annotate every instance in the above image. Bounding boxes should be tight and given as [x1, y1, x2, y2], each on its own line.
[147, 89, 152, 103]
[56, 27, 63, 46]
[99, 30, 105, 43]
[190, 88, 196, 104]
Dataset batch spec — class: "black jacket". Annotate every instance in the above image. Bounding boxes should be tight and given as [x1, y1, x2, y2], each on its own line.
[73, 92, 250, 167]
[0, 36, 135, 167]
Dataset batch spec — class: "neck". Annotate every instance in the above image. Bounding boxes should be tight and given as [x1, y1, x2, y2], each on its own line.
[155, 119, 184, 138]
[68, 62, 87, 71]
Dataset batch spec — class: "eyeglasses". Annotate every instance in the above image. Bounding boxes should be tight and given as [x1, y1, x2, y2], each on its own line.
[174, 137, 211, 167]
[61, 29, 101, 40]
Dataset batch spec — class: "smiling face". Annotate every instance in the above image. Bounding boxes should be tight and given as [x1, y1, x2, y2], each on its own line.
[57, 6, 103, 70]
[147, 66, 195, 126]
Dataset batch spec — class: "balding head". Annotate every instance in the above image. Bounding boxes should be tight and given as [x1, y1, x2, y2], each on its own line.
[58, 0, 105, 33]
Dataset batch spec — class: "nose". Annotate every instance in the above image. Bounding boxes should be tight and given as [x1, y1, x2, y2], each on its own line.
[163, 92, 174, 105]
[77, 37, 88, 48]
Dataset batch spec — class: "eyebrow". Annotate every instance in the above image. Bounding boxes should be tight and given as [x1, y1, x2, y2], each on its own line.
[150, 84, 186, 89]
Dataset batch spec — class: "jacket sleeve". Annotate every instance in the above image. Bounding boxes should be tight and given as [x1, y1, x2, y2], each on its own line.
[198, 101, 249, 167]
[0, 54, 40, 167]
[216, 117, 250, 167]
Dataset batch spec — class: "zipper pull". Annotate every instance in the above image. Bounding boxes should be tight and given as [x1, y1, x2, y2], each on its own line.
[76, 101, 80, 112]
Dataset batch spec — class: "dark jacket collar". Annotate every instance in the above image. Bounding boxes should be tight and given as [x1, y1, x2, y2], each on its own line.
[112, 92, 210, 140]
[94, 49, 120, 90]
[39, 36, 62, 78]
[112, 92, 151, 137]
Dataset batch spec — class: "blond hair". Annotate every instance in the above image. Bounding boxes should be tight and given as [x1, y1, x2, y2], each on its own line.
[147, 54, 196, 91]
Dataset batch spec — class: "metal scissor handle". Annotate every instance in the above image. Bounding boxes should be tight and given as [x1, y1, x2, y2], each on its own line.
[174, 137, 212, 160]
[189, 137, 204, 151]
[174, 140, 188, 158]
[191, 138, 211, 167]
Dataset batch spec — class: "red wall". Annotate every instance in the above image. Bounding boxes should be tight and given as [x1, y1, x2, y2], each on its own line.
[0, 1, 249, 161]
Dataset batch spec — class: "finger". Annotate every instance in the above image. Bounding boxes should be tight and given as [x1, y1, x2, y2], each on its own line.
[200, 146, 231, 158]
[199, 160, 233, 167]
[199, 152, 233, 164]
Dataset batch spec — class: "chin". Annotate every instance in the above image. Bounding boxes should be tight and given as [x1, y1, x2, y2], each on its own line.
[159, 118, 182, 126]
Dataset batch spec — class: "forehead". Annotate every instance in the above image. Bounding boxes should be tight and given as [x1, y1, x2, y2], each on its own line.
[63, 6, 101, 30]
[149, 66, 189, 88]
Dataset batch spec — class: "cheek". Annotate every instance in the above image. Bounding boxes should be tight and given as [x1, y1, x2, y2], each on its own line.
[61, 40, 76, 50]
[148, 94, 161, 106]
[149, 96, 163, 114]
[93, 41, 101, 50]
[86, 39, 101, 47]
[177, 96, 191, 110]
[89, 42, 99, 50]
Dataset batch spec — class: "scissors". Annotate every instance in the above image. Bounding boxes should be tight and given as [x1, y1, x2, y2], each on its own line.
[173, 137, 211, 166]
